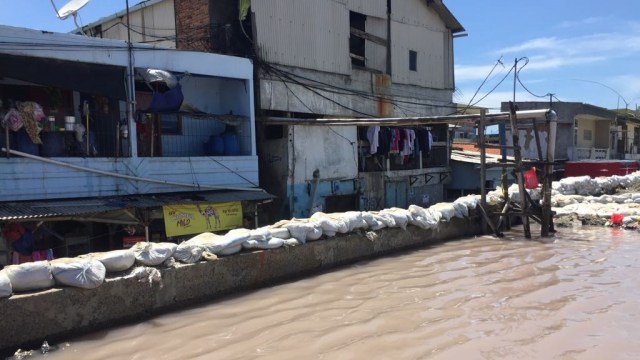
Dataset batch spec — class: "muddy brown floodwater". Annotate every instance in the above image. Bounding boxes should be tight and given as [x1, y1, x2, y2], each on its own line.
[22, 225, 640, 360]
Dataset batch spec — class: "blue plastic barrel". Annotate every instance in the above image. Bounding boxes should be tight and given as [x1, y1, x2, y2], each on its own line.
[222, 132, 240, 156]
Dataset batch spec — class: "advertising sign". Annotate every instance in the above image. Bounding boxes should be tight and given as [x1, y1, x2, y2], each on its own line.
[163, 201, 243, 237]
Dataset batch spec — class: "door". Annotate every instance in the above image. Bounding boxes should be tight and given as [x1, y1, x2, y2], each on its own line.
[385, 180, 408, 209]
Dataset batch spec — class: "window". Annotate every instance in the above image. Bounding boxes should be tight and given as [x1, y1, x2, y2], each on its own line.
[409, 50, 417, 71]
[349, 11, 366, 68]
[583, 129, 592, 141]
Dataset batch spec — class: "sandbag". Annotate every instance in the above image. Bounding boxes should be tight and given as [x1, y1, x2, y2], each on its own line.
[218, 243, 242, 256]
[342, 211, 369, 231]
[431, 203, 456, 221]
[242, 237, 285, 250]
[409, 205, 439, 230]
[265, 227, 291, 239]
[83, 250, 136, 272]
[248, 228, 272, 241]
[370, 211, 396, 228]
[50, 258, 106, 289]
[310, 212, 345, 235]
[284, 221, 319, 243]
[379, 208, 411, 229]
[173, 242, 205, 264]
[132, 242, 178, 266]
[0, 270, 12, 298]
[183, 232, 226, 253]
[4, 261, 55, 292]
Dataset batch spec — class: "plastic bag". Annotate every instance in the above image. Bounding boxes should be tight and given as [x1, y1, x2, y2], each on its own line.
[524, 167, 539, 189]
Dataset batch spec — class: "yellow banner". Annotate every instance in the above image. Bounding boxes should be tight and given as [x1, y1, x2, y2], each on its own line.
[163, 202, 243, 237]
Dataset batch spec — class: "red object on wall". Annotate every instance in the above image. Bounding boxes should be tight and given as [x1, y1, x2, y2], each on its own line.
[122, 236, 145, 249]
[563, 160, 639, 178]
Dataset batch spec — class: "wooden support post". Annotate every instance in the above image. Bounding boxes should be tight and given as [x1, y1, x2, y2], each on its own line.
[509, 102, 531, 238]
[479, 109, 488, 235]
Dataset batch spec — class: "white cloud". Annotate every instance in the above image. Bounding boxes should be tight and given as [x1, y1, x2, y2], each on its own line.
[497, 32, 640, 58]
[558, 16, 609, 28]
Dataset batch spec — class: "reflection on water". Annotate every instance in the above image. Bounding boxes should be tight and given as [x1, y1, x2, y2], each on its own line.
[23, 226, 640, 359]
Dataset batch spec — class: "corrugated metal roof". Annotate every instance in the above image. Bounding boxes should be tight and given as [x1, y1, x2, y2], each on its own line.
[0, 190, 275, 221]
[451, 150, 513, 165]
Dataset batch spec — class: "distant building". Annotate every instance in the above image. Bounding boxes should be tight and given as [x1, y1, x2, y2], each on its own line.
[500, 101, 640, 161]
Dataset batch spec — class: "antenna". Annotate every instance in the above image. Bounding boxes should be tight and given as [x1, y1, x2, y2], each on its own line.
[50, 0, 91, 35]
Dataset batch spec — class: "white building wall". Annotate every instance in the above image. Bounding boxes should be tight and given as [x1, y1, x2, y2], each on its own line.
[293, 126, 358, 181]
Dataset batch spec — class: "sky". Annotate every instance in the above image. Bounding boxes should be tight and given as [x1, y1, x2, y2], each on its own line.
[1, 1, 639, 113]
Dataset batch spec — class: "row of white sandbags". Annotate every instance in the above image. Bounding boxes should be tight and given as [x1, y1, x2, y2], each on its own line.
[0, 195, 484, 298]
[552, 171, 640, 196]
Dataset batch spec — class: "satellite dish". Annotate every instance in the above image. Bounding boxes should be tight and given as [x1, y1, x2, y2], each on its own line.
[52, 0, 91, 19]
[50, 0, 91, 34]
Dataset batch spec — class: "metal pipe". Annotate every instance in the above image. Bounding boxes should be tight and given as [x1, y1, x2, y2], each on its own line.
[1, 147, 265, 192]
[263, 109, 552, 126]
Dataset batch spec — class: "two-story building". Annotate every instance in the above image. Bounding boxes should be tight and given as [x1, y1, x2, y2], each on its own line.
[81, 0, 465, 222]
[0, 25, 271, 266]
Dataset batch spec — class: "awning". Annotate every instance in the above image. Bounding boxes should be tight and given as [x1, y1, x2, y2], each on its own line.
[0, 190, 276, 223]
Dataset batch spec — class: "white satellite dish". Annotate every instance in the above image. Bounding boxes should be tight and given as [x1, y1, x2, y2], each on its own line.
[51, 0, 91, 19]
[50, 0, 91, 34]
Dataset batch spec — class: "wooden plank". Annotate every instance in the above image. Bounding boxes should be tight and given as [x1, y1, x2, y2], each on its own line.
[350, 27, 388, 46]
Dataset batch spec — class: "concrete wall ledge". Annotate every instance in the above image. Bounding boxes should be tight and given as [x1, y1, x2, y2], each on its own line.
[0, 214, 484, 354]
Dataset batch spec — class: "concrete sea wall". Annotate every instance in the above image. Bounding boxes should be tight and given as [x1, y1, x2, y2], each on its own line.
[0, 214, 484, 353]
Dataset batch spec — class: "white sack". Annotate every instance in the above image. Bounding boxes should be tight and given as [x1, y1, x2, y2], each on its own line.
[4, 261, 55, 292]
[50, 258, 106, 289]
[0, 270, 12, 298]
[132, 242, 178, 266]
[248, 228, 272, 241]
[219, 243, 242, 256]
[343, 211, 369, 231]
[242, 237, 285, 250]
[431, 203, 456, 221]
[310, 212, 345, 235]
[173, 242, 205, 264]
[85, 250, 135, 272]
[265, 227, 291, 239]
[379, 208, 411, 229]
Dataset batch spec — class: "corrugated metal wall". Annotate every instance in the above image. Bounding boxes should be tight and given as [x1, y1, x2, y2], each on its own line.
[390, 0, 449, 88]
[252, 0, 452, 89]
[251, 0, 351, 75]
[347, 0, 387, 18]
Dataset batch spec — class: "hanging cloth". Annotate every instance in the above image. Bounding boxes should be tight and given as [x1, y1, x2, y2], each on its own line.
[366, 126, 380, 154]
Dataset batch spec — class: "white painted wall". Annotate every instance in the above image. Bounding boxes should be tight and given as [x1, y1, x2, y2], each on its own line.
[293, 126, 358, 181]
